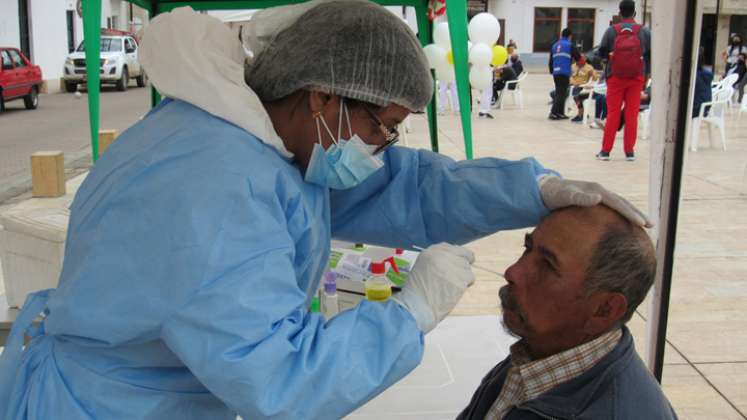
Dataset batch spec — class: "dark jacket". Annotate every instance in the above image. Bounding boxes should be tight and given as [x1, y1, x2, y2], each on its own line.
[599, 18, 652, 78]
[511, 59, 524, 77]
[729, 60, 747, 84]
[693, 67, 714, 118]
[457, 327, 678, 420]
[548, 38, 578, 76]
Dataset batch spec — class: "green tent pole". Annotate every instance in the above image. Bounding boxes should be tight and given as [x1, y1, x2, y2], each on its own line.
[445, 0, 473, 159]
[83, 0, 102, 162]
[415, 3, 438, 153]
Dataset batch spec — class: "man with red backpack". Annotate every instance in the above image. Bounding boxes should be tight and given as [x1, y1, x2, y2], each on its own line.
[596, 0, 651, 162]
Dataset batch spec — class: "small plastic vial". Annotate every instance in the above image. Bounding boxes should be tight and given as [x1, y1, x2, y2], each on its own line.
[322, 272, 340, 318]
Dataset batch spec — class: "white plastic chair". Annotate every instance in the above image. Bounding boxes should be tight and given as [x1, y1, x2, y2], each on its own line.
[713, 73, 738, 91]
[639, 79, 653, 139]
[738, 94, 747, 120]
[500, 72, 527, 109]
[714, 73, 739, 110]
[691, 86, 730, 152]
[582, 83, 607, 125]
[639, 108, 651, 140]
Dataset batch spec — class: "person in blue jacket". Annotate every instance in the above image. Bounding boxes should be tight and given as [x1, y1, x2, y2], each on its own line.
[0, 2, 651, 419]
[693, 52, 714, 118]
[548, 28, 581, 120]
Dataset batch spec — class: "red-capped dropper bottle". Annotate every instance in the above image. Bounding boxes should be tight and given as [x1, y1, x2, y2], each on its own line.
[365, 257, 399, 302]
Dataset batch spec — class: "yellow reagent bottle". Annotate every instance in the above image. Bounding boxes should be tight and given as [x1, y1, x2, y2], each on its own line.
[365, 258, 399, 302]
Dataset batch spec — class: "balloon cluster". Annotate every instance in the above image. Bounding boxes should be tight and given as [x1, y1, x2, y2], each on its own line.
[423, 13, 508, 91]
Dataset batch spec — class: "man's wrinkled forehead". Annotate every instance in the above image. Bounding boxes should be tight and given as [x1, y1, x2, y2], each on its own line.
[533, 206, 621, 262]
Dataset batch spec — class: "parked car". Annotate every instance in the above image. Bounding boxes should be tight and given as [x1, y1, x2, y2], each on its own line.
[0, 47, 42, 112]
[62, 35, 145, 92]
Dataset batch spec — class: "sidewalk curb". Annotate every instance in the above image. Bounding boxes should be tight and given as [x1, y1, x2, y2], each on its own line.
[0, 149, 92, 205]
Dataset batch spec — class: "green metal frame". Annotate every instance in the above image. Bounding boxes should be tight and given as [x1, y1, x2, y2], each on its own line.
[81, 0, 473, 161]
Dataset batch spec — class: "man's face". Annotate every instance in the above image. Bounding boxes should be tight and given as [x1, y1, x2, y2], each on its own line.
[500, 209, 604, 345]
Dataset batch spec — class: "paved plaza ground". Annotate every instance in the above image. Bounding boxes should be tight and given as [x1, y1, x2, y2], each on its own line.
[1, 73, 745, 419]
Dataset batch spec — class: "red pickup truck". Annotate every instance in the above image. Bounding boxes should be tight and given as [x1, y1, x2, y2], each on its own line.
[0, 47, 43, 112]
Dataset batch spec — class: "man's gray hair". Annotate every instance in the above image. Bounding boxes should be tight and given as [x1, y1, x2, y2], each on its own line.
[584, 223, 656, 327]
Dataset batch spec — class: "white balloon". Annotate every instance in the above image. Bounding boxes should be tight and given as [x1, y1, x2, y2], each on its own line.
[436, 65, 455, 82]
[469, 43, 493, 67]
[469, 66, 493, 90]
[468, 41, 473, 51]
[435, 59, 451, 76]
[433, 22, 451, 50]
[468, 13, 501, 46]
[423, 44, 447, 69]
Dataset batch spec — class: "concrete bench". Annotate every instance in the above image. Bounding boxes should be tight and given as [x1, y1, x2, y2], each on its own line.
[0, 173, 87, 308]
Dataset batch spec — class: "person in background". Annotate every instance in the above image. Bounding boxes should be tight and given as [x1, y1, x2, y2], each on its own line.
[478, 74, 495, 119]
[458, 205, 677, 420]
[509, 51, 524, 76]
[596, 0, 651, 162]
[722, 33, 747, 77]
[589, 72, 608, 129]
[493, 66, 515, 105]
[439, 78, 460, 115]
[549, 28, 581, 120]
[492, 51, 523, 107]
[569, 55, 599, 123]
[727, 52, 747, 103]
[693, 53, 714, 119]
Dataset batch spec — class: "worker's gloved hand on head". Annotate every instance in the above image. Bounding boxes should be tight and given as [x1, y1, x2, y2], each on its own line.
[538, 174, 654, 228]
[392, 243, 476, 334]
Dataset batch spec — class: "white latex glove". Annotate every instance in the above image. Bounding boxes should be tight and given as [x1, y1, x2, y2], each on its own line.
[538, 174, 654, 228]
[392, 243, 476, 334]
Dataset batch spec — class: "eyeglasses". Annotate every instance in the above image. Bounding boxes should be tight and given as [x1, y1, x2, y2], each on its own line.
[361, 105, 399, 155]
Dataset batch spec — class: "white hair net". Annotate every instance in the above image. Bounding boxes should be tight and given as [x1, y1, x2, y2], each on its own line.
[244, 0, 433, 111]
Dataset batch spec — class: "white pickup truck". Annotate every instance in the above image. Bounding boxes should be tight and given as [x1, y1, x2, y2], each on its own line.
[62, 35, 146, 92]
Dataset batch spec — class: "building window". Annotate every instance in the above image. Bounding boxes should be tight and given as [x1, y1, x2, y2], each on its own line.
[701, 14, 717, 67]
[533, 7, 561, 52]
[467, 0, 488, 19]
[568, 8, 595, 52]
[730, 15, 747, 43]
[498, 18, 505, 46]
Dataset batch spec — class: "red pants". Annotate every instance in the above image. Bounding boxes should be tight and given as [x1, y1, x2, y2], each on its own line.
[602, 76, 645, 154]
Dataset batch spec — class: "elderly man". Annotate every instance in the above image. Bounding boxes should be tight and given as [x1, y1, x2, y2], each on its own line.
[458, 205, 677, 420]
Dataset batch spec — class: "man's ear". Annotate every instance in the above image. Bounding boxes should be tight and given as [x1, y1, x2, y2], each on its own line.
[584, 292, 628, 335]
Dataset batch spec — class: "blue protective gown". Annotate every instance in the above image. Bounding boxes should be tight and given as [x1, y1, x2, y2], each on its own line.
[0, 99, 549, 419]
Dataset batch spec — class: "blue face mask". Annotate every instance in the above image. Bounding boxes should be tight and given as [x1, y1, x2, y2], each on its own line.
[304, 100, 384, 190]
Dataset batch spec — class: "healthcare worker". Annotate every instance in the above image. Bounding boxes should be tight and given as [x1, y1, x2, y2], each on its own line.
[0, 2, 651, 419]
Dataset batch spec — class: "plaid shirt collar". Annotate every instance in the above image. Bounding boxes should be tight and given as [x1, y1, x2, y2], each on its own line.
[510, 328, 623, 401]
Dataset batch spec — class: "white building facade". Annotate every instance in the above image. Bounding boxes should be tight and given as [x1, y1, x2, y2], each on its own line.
[0, 0, 147, 93]
[487, 0, 622, 55]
